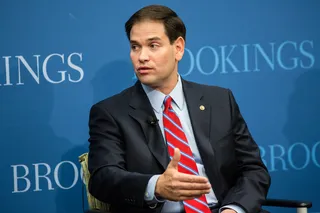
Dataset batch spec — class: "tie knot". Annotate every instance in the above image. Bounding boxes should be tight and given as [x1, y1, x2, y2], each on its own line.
[163, 95, 172, 111]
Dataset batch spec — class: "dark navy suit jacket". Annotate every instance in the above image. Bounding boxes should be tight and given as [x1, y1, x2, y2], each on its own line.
[87, 79, 270, 213]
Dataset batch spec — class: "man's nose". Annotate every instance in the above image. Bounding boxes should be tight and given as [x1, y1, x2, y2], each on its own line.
[138, 48, 150, 62]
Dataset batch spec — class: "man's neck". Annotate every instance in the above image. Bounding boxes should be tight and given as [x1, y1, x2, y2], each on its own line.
[154, 74, 179, 95]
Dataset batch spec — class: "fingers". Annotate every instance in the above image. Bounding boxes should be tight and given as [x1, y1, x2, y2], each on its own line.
[172, 189, 211, 201]
[164, 148, 213, 202]
[175, 173, 209, 183]
[175, 182, 211, 190]
[167, 148, 181, 169]
[167, 178, 211, 201]
[166, 148, 208, 184]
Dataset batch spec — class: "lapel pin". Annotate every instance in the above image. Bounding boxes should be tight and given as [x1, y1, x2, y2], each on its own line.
[199, 105, 205, 110]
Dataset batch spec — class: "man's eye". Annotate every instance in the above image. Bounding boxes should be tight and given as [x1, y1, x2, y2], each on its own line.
[150, 44, 158, 49]
[131, 45, 139, 50]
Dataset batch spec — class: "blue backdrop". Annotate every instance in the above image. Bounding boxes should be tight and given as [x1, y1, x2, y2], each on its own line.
[1, 1, 319, 213]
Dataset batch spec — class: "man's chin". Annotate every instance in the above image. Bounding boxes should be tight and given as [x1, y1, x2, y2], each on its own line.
[137, 76, 156, 85]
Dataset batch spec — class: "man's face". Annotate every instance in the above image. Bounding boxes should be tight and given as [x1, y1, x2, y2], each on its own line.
[129, 20, 184, 90]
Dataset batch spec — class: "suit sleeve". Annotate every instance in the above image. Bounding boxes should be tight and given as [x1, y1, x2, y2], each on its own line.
[221, 89, 271, 213]
[87, 103, 153, 207]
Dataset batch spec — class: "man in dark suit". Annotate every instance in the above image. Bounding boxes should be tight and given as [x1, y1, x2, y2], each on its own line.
[88, 4, 270, 213]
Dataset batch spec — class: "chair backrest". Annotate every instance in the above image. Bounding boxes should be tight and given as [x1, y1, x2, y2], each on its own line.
[79, 152, 110, 212]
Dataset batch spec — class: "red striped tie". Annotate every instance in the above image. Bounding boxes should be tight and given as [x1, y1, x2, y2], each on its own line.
[163, 96, 211, 213]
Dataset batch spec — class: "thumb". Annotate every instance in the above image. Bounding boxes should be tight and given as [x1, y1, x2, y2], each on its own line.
[168, 148, 180, 169]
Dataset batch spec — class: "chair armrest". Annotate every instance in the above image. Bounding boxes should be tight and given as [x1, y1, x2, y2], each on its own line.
[85, 210, 109, 213]
[262, 199, 312, 208]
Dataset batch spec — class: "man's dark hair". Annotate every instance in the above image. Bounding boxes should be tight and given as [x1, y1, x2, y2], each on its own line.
[125, 5, 186, 44]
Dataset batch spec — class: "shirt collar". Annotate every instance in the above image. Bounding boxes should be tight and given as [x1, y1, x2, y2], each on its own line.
[141, 75, 184, 113]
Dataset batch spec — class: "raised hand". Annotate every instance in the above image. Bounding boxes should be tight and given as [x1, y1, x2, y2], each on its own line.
[155, 148, 211, 201]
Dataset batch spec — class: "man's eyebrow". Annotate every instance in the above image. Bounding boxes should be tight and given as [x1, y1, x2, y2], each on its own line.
[130, 37, 162, 44]
[130, 39, 138, 44]
[147, 37, 161, 41]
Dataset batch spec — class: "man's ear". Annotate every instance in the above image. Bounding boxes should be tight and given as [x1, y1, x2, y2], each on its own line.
[174, 36, 185, 61]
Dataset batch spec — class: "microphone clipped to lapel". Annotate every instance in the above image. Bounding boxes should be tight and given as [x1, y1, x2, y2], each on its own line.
[147, 115, 159, 126]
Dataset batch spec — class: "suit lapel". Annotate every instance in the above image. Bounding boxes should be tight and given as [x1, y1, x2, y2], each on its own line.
[182, 79, 223, 200]
[128, 82, 169, 171]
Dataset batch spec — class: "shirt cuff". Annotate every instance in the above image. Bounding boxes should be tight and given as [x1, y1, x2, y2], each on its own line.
[144, 175, 166, 205]
[219, 204, 246, 213]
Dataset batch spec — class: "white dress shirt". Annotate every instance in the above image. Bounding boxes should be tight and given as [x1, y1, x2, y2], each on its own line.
[142, 75, 244, 213]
